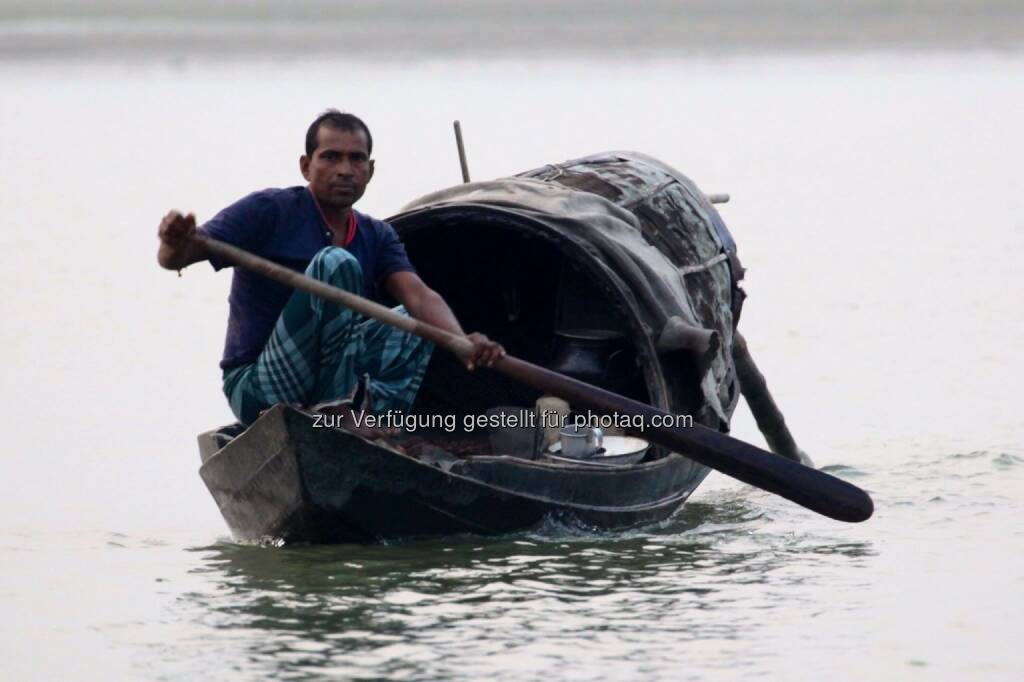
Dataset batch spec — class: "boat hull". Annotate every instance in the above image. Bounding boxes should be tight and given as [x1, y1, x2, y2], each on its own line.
[199, 406, 707, 544]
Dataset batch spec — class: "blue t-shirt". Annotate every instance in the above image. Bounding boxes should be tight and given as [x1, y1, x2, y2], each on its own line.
[199, 186, 415, 369]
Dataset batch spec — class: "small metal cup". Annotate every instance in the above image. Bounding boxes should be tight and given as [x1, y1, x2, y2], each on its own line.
[559, 424, 603, 459]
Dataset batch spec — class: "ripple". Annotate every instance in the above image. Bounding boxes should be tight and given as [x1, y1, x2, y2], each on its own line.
[949, 450, 989, 460]
[819, 463, 869, 478]
[993, 452, 1024, 468]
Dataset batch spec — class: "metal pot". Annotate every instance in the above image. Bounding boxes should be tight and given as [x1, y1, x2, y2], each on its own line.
[547, 329, 633, 395]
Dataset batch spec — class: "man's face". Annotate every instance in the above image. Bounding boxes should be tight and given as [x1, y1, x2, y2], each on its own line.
[300, 125, 374, 209]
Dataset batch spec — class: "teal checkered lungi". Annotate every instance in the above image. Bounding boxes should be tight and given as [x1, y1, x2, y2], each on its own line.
[221, 247, 433, 425]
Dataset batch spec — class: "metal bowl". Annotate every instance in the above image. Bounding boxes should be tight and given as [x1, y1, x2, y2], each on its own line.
[546, 435, 649, 466]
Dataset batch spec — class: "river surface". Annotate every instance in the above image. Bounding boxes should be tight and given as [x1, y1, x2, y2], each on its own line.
[1, 5, 1023, 680]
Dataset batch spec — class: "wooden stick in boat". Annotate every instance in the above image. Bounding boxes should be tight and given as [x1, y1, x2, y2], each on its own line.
[453, 120, 471, 183]
[190, 234, 873, 524]
[733, 332, 813, 467]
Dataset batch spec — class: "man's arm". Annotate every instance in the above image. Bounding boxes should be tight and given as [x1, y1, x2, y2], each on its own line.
[385, 271, 505, 370]
[157, 210, 209, 270]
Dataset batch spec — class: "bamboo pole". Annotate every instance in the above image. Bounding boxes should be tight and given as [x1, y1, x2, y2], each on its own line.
[453, 120, 471, 183]
[733, 332, 813, 466]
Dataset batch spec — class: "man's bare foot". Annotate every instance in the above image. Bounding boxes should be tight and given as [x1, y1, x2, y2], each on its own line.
[317, 404, 400, 442]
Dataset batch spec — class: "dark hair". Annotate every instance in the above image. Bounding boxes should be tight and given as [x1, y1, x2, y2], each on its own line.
[305, 109, 373, 157]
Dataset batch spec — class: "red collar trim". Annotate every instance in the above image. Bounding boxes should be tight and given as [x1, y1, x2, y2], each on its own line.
[343, 211, 357, 247]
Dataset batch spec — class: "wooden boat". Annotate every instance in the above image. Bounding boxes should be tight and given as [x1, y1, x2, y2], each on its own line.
[198, 405, 707, 543]
[199, 151, 747, 543]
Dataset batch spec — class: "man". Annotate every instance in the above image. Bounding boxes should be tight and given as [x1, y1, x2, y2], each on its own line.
[158, 110, 503, 431]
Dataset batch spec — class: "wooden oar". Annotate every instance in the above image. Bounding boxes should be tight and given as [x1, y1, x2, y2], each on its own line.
[192, 234, 874, 523]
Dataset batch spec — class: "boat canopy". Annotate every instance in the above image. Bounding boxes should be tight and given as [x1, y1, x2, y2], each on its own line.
[390, 151, 744, 432]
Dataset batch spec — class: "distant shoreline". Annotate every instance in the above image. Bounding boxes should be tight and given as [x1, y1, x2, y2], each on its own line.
[2, 0, 1023, 60]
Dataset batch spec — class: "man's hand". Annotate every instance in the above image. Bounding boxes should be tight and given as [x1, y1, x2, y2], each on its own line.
[465, 332, 505, 371]
[157, 210, 207, 270]
[159, 210, 196, 247]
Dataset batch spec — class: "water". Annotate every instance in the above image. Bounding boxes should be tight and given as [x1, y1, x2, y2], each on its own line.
[1, 5, 1023, 680]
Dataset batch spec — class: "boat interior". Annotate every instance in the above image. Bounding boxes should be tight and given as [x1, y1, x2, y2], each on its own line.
[396, 216, 657, 459]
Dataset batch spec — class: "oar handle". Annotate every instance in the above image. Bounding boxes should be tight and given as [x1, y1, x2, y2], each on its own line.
[192, 234, 873, 523]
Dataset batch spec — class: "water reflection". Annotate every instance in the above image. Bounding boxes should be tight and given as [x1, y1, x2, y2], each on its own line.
[180, 493, 873, 679]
